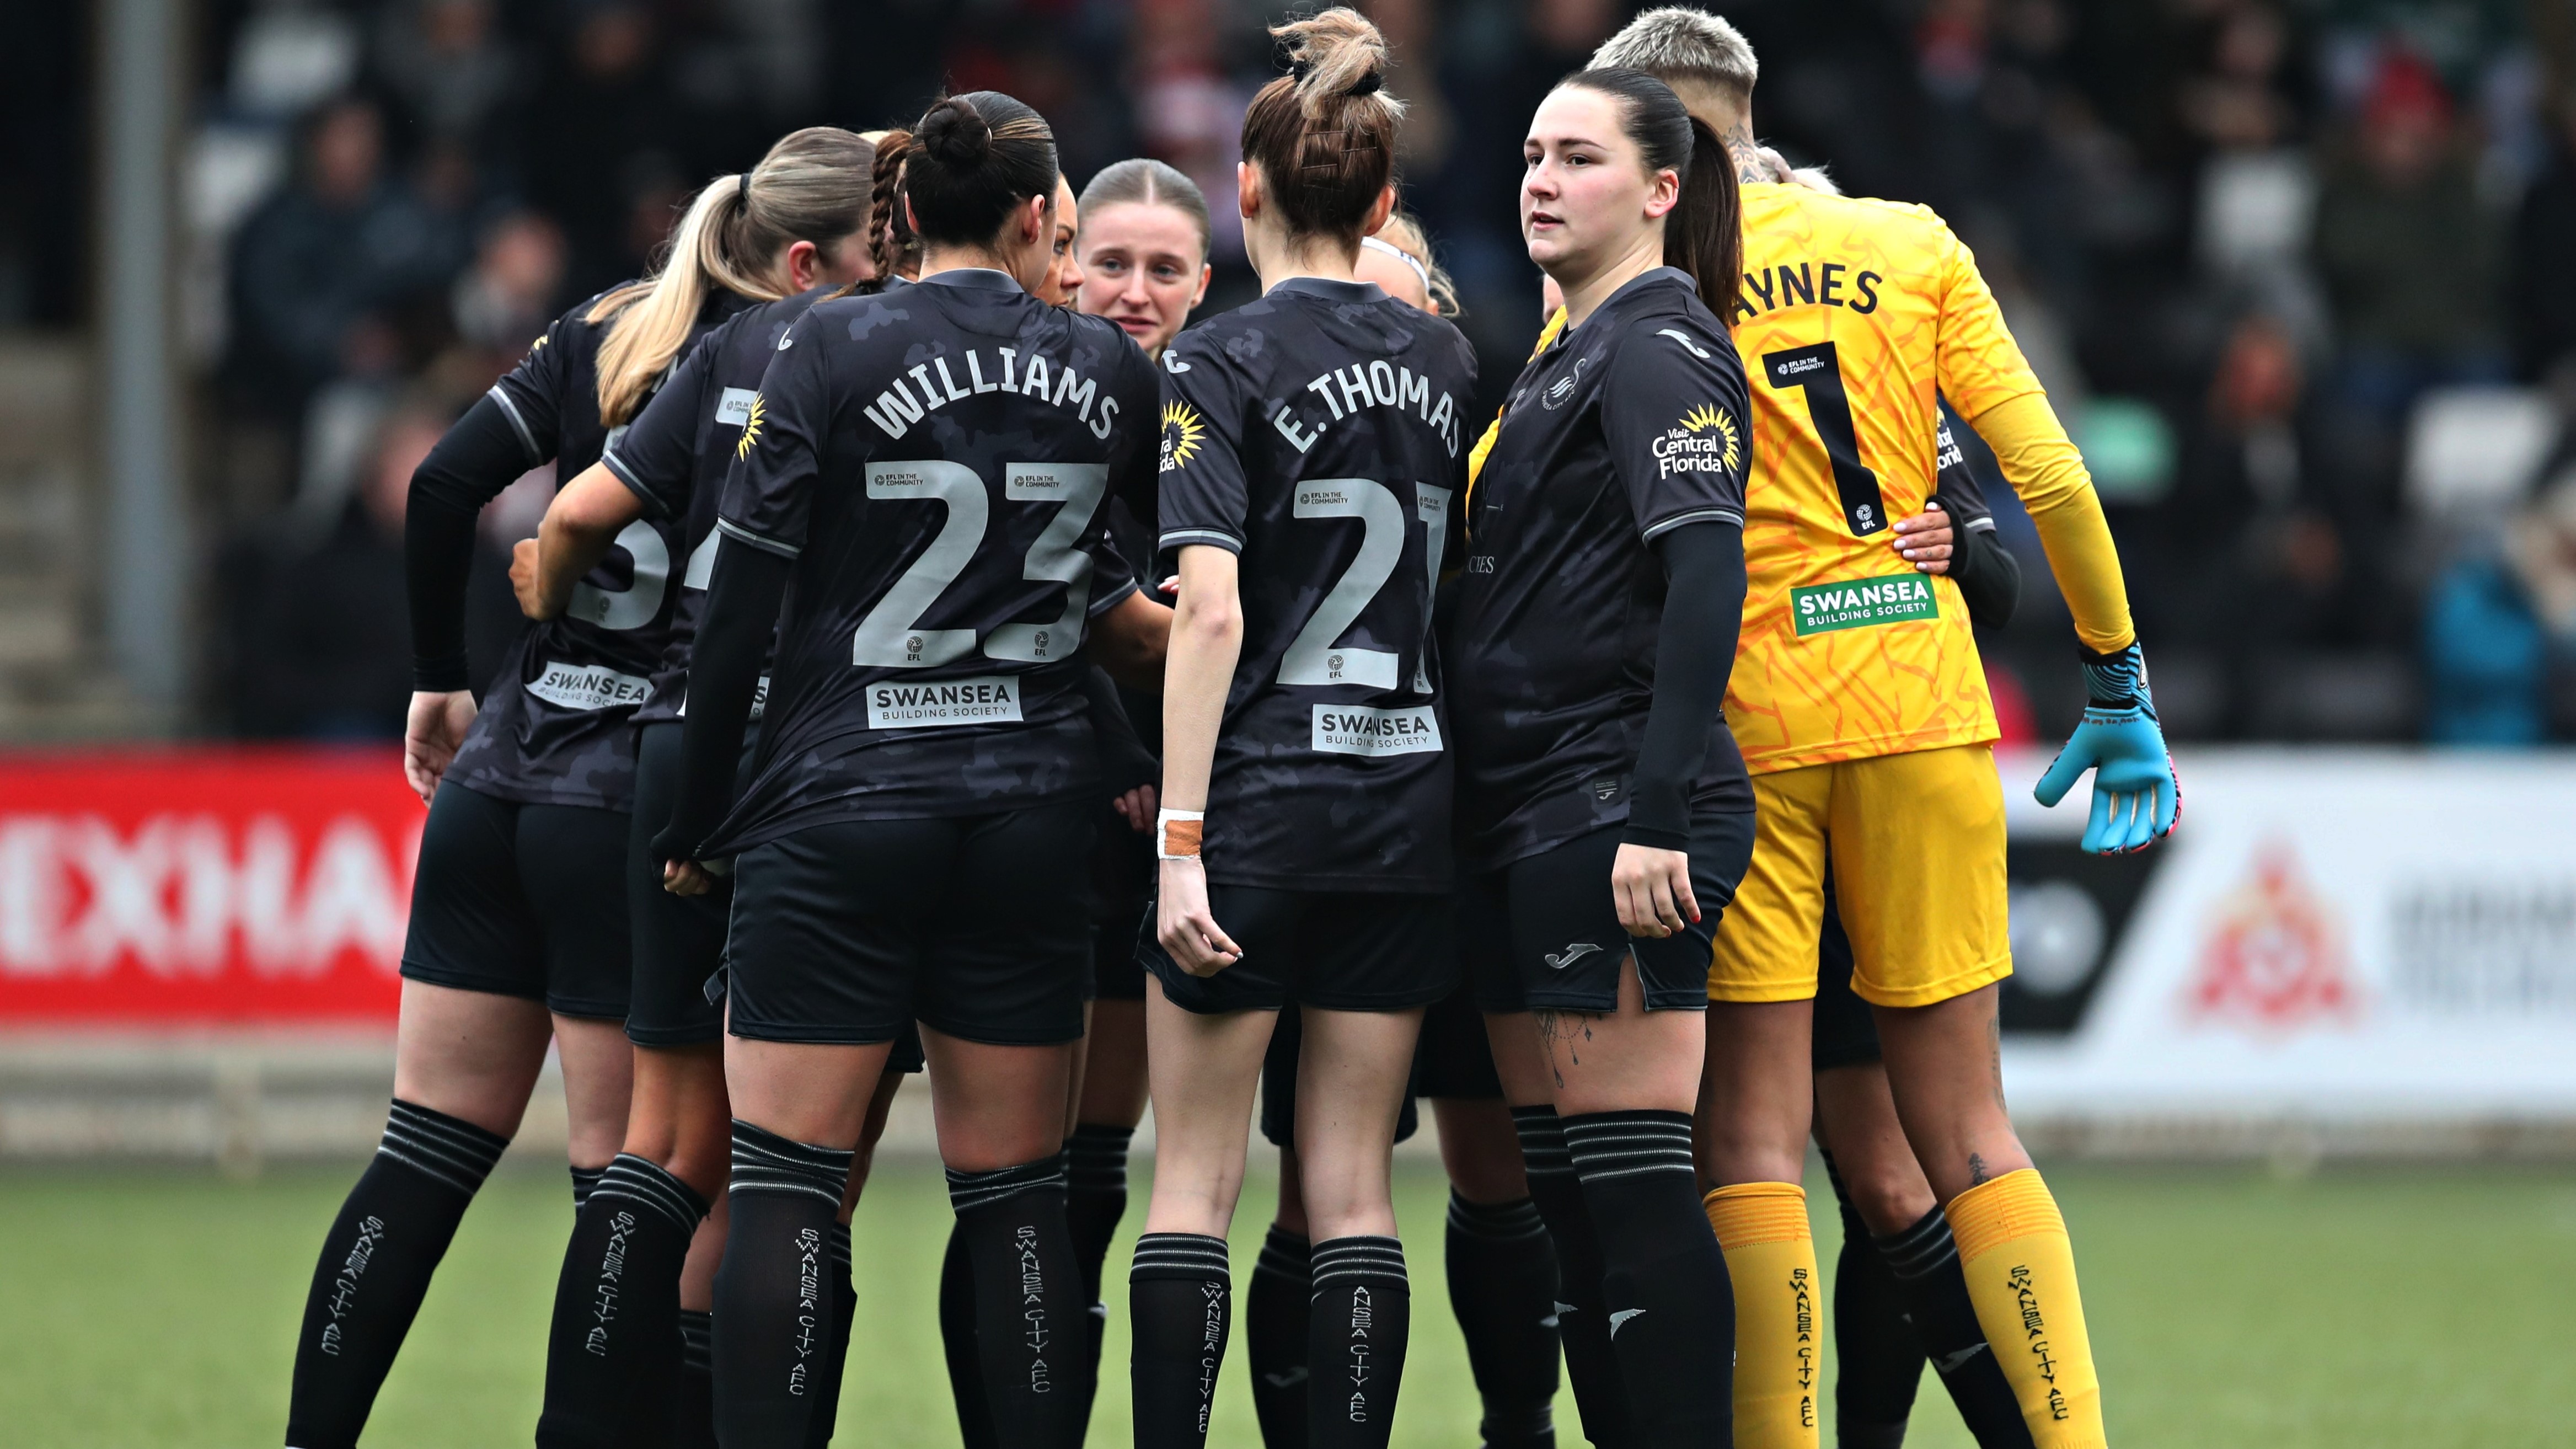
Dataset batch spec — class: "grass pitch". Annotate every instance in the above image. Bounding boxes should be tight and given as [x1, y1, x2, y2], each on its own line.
[2, 1158, 2570, 1447]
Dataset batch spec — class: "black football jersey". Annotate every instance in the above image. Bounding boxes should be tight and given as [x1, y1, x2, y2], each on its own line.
[701, 268, 1158, 853]
[444, 288, 745, 810]
[1450, 267, 1755, 872]
[1158, 279, 1477, 892]
[606, 286, 829, 727]
[1930, 398, 1995, 531]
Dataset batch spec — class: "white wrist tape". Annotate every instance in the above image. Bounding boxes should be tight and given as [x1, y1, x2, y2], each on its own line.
[1156, 808, 1204, 861]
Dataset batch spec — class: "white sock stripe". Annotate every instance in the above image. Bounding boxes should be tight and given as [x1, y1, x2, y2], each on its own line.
[379, 1113, 507, 1177]
[1560, 1121, 1695, 1147]
[589, 1156, 707, 1231]
[946, 1164, 1068, 1213]
[728, 1136, 851, 1175]
[1568, 1160, 1697, 1185]
[373, 1143, 488, 1195]
[1131, 1233, 1232, 1280]
[726, 1175, 846, 1207]
[1447, 1197, 1550, 1241]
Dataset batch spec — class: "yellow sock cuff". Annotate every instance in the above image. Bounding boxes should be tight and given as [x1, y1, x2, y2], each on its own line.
[1703, 1181, 1811, 1248]
[1945, 1168, 2065, 1262]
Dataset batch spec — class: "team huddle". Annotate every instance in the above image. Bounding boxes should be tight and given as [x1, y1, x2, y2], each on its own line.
[284, 7, 2180, 1449]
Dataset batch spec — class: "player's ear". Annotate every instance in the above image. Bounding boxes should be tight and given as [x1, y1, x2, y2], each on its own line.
[1192, 263, 1212, 307]
[1237, 161, 1262, 222]
[1364, 184, 1396, 239]
[1643, 166, 1682, 222]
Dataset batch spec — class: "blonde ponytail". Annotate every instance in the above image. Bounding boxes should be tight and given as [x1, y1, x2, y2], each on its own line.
[592, 175, 778, 425]
[591, 127, 878, 425]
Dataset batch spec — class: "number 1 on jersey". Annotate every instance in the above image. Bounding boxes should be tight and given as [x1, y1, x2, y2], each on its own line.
[1762, 341, 1890, 537]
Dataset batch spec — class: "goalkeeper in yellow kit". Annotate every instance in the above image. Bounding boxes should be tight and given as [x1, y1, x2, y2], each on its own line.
[1567, 12, 2175, 1449]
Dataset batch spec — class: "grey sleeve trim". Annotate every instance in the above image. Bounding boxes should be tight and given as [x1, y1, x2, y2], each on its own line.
[600, 450, 670, 520]
[1158, 528, 1244, 554]
[1086, 577, 1142, 618]
[716, 517, 802, 559]
[1640, 507, 1745, 542]
[486, 386, 540, 464]
[1964, 516, 1997, 533]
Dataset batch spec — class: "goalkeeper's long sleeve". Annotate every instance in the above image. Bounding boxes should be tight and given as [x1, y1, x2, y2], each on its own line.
[1966, 391, 2135, 656]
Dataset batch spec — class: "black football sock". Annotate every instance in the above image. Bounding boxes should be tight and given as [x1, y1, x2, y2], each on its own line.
[1513, 1106, 1632, 1449]
[711, 1122, 849, 1448]
[1562, 1110, 1733, 1449]
[1823, 1157, 1921, 1449]
[1877, 1206, 2034, 1449]
[804, 1221, 854, 1447]
[948, 1156, 1087, 1447]
[570, 1164, 606, 1211]
[1447, 1192, 1562, 1448]
[285, 1099, 508, 1449]
[941, 1223, 1000, 1449]
[537, 1154, 710, 1449]
[1309, 1236, 1411, 1449]
[672, 1309, 716, 1449]
[1130, 1232, 1233, 1449]
[1066, 1122, 1135, 1414]
[1245, 1225, 1312, 1449]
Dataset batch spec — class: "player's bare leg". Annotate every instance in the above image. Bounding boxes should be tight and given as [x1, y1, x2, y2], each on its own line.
[1134, 982, 1276, 1443]
[1291, 1007, 1427, 1443]
[1695, 999, 1820, 1448]
[1877, 987, 2097, 1447]
[287, 983, 551, 1449]
[1817, 1062, 2034, 1449]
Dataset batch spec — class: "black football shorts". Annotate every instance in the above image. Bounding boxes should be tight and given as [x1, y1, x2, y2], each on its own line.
[624, 723, 729, 1046]
[1462, 812, 1755, 1014]
[724, 802, 1095, 1046]
[1142, 886, 1457, 1015]
[400, 780, 631, 1020]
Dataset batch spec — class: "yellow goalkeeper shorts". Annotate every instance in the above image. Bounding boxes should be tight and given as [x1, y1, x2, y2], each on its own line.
[1707, 742, 2012, 1007]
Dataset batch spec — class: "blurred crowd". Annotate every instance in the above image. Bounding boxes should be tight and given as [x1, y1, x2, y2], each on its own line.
[180, 0, 2576, 746]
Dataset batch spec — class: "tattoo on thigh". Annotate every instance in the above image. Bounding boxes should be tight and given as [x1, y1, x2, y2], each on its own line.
[1967, 1152, 1991, 1188]
[1533, 1009, 1598, 1092]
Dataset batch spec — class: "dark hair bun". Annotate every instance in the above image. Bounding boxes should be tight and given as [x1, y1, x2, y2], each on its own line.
[916, 97, 993, 168]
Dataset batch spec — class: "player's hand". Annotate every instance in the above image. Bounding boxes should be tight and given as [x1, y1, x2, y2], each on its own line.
[662, 858, 714, 896]
[510, 538, 563, 621]
[1112, 784, 1158, 833]
[1890, 502, 1954, 575]
[2033, 641, 2181, 854]
[403, 689, 478, 804]
[1611, 842, 1699, 938]
[1157, 857, 1241, 975]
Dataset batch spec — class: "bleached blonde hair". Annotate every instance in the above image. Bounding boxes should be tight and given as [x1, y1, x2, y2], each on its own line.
[1588, 7, 1760, 100]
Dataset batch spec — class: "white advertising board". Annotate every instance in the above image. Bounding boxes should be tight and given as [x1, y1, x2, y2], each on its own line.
[1992, 748, 2576, 1119]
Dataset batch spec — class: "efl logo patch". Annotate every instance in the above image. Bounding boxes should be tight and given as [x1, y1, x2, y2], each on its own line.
[1790, 574, 1938, 636]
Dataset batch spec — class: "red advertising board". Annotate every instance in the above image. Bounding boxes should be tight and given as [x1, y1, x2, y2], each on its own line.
[0, 748, 424, 1025]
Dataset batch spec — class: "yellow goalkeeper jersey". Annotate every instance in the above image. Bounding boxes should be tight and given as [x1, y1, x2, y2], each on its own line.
[1726, 180, 2040, 773]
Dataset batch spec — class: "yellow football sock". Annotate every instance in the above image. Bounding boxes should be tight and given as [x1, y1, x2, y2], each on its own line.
[1702, 1182, 1820, 1449]
[1946, 1169, 2107, 1448]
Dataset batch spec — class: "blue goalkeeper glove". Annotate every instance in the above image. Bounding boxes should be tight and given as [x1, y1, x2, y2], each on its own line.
[2033, 641, 2180, 854]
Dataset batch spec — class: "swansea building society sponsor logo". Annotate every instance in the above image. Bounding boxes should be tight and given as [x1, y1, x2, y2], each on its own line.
[865, 674, 1025, 730]
[733, 393, 765, 460]
[1310, 703, 1443, 757]
[1653, 404, 1741, 479]
[1789, 573, 1938, 636]
[1160, 400, 1207, 473]
[527, 661, 654, 710]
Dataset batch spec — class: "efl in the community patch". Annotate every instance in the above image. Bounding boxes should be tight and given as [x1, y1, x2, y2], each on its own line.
[1791, 574, 1940, 636]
